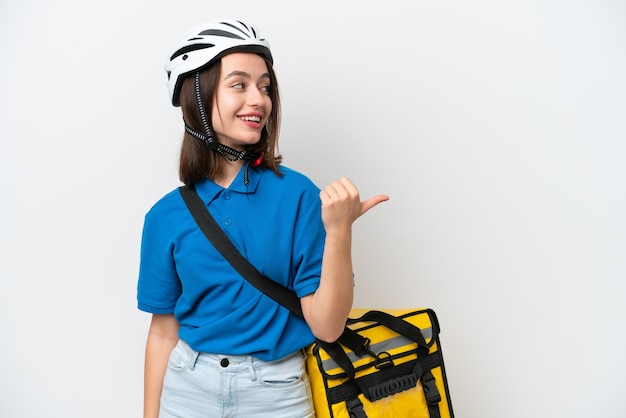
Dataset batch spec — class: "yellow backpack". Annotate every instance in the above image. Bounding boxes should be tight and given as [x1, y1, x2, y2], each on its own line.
[306, 308, 454, 418]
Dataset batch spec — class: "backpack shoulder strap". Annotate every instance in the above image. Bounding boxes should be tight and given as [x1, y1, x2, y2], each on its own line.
[179, 184, 304, 317]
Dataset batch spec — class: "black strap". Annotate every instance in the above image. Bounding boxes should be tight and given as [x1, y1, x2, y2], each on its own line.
[179, 184, 304, 317]
[346, 397, 367, 418]
[180, 185, 377, 349]
[349, 310, 430, 354]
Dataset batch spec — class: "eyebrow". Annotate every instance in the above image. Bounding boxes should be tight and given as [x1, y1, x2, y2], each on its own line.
[224, 70, 270, 80]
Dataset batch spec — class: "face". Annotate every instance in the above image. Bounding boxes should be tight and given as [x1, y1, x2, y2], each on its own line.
[211, 53, 272, 150]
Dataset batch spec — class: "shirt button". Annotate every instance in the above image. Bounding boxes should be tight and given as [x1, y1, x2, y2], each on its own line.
[224, 218, 232, 226]
[223, 191, 231, 200]
[220, 358, 229, 367]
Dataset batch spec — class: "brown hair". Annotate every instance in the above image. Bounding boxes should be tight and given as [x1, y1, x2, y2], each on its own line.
[178, 57, 283, 185]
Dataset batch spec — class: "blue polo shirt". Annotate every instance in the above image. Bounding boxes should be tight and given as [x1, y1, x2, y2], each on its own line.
[137, 165, 324, 361]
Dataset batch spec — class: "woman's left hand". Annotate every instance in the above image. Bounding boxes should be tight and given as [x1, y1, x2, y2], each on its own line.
[319, 177, 389, 233]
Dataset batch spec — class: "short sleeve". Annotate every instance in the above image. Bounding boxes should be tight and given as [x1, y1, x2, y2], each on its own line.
[136, 208, 182, 314]
[291, 184, 325, 298]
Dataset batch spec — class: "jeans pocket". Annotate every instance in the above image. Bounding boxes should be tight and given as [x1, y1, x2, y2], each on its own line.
[166, 340, 191, 373]
[258, 353, 305, 387]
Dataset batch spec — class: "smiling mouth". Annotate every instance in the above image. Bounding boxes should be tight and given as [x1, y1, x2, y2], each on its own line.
[239, 115, 261, 123]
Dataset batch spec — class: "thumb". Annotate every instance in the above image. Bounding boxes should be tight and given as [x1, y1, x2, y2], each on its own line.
[360, 194, 390, 216]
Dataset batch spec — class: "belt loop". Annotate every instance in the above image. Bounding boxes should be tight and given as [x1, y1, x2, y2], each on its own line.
[247, 356, 257, 382]
[181, 340, 201, 370]
[188, 350, 200, 370]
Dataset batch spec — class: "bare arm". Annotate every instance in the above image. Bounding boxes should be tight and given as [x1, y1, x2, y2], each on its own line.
[301, 177, 388, 342]
[144, 313, 180, 418]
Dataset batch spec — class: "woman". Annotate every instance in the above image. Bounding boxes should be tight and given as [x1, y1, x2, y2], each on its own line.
[137, 19, 388, 418]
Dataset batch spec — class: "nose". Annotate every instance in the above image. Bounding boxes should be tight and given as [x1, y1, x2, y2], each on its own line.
[247, 86, 265, 106]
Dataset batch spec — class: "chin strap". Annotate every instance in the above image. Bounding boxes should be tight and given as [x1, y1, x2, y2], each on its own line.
[187, 72, 264, 185]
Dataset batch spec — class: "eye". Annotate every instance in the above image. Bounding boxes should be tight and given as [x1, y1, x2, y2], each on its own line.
[232, 82, 245, 89]
[260, 84, 271, 94]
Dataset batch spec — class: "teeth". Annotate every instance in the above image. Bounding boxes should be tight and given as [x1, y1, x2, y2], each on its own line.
[240, 116, 261, 122]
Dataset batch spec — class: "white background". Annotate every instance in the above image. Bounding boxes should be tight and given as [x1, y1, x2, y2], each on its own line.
[1, 1, 625, 417]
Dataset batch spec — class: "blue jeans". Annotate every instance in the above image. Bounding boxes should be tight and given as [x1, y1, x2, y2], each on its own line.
[159, 340, 314, 418]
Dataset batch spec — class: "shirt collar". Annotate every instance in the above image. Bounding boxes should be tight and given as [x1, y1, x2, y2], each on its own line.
[194, 165, 263, 203]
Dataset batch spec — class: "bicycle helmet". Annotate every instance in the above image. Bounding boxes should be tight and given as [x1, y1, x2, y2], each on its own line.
[166, 19, 273, 107]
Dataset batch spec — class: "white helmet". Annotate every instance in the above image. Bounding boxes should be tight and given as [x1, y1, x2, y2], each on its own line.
[165, 19, 273, 106]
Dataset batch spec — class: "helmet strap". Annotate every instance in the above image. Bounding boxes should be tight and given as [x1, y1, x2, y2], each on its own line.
[187, 72, 263, 185]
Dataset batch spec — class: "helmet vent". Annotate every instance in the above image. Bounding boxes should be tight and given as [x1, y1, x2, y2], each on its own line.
[223, 21, 251, 38]
[170, 43, 215, 61]
[198, 29, 246, 40]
